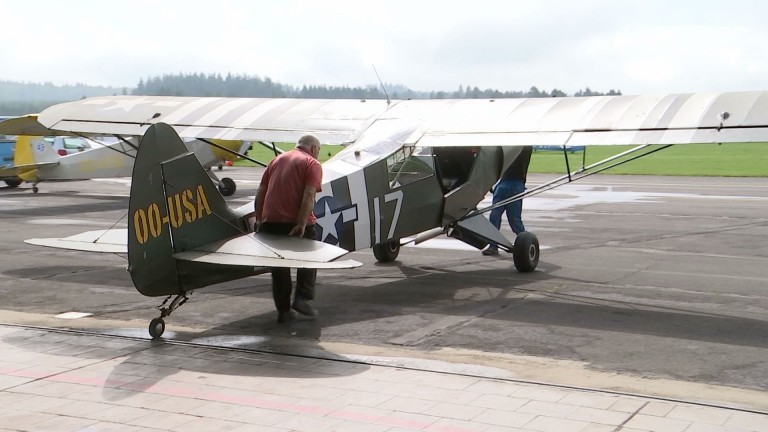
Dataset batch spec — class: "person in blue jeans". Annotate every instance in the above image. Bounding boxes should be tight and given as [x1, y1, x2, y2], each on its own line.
[483, 146, 533, 255]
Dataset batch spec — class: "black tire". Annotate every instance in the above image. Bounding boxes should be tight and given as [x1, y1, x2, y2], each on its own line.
[32, 186, 39, 193]
[218, 177, 236, 196]
[148, 318, 165, 339]
[513, 231, 539, 272]
[373, 240, 400, 263]
[4, 178, 21, 188]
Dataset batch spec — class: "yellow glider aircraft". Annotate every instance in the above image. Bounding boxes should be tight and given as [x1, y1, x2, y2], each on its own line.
[0, 114, 250, 194]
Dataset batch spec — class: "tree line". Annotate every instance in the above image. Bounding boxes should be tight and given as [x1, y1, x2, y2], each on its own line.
[0, 73, 621, 115]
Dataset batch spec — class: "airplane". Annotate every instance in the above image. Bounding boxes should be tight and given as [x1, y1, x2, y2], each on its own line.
[0, 114, 252, 194]
[22, 91, 768, 338]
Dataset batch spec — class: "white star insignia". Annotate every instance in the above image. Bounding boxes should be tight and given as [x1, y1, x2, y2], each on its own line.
[316, 201, 341, 242]
[103, 97, 152, 112]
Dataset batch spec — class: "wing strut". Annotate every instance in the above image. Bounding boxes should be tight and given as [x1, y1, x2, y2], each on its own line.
[465, 144, 674, 219]
[197, 138, 267, 167]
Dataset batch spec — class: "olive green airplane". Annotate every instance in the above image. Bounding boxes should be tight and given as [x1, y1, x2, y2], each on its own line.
[22, 91, 768, 338]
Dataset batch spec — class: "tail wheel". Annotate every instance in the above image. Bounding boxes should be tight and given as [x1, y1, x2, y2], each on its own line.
[218, 177, 236, 196]
[373, 240, 400, 263]
[149, 318, 165, 339]
[513, 231, 539, 272]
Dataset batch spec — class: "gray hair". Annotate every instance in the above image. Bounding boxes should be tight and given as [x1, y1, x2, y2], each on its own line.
[296, 134, 320, 150]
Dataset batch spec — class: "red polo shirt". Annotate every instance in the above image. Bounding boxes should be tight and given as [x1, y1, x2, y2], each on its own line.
[259, 148, 323, 225]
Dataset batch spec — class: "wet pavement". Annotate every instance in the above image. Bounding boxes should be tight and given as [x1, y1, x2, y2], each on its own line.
[1, 171, 768, 430]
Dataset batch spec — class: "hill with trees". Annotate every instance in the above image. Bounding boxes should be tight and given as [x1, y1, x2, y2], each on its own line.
[0, 73, 621, 115]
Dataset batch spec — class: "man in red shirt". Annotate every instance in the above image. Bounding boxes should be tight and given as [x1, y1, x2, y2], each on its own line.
[254, 134, 323, 323]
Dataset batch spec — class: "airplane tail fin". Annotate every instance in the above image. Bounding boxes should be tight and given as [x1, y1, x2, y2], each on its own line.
[12, 136, 35, 166]
[128, 123, 253, 296]
[15, 136, 58, 165]
[13, 136, 59, 181]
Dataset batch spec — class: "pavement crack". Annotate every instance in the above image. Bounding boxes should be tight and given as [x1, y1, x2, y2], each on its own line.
[614, 401, 648, 431]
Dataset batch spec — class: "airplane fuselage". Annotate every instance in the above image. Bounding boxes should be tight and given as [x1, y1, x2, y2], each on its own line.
[313, 129, 523, 252]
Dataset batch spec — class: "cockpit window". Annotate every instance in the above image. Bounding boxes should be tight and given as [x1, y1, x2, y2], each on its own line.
[386, 146, 434, 188]
[62, 137, 90, 150]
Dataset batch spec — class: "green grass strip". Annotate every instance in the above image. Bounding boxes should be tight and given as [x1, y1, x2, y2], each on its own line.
[235, 143, 768, 177]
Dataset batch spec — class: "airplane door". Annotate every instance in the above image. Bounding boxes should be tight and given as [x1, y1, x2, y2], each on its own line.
[436, 146, 503, 225]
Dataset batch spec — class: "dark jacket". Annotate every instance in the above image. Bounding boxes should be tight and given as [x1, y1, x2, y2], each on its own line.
[500, 146, 533, 183]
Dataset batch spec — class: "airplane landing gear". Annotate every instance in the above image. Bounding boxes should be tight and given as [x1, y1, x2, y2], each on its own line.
[512, 231, 539, 272]
[149, 318, 165, 339]
[218, 177, 236, 196]
[373, 239, 400, 263]
[4, 178, 21, 188]
[206, 169, 236, 196]
[149, 293, 189, 339]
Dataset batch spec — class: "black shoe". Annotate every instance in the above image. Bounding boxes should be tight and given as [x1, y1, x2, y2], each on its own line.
[277, 310, 295, 323]
[292, 299, 318, 317]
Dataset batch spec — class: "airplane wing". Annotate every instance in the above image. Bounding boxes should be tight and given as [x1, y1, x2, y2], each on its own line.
[37, 97, 392, 144]
[35, 91, 768, 147]
[399, 92, 768, 147]
[0, 114, 68, 136]
[25, 230, 361, 269]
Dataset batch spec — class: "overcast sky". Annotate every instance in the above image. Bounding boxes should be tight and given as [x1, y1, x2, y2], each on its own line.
[2, 0, 767, 95]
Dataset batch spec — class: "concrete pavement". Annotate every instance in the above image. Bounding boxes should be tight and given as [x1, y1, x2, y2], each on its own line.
[1, 325, 766, 432]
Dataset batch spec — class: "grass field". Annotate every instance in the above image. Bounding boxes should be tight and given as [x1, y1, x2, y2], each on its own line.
[531, 143, 768, 177]
[235, 143, 345, 165]
[236, 143, 768, 177]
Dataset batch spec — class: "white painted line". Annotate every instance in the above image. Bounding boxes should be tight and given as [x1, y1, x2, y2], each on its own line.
[28, 219, 124, 226]
[55, 312, 93, 319]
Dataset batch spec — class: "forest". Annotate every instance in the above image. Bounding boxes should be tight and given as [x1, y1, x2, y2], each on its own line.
[0, 73, 621, 115]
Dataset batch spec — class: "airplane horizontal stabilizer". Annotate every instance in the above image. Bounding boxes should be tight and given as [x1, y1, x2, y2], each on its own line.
[25, 229, 128, 253]
[0, 162, 59, 177]
[172, 232, 362, 269]
[173, 251, 362, 269]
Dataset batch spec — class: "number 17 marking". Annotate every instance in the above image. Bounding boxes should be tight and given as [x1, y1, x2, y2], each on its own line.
[373, 190, 404, 244]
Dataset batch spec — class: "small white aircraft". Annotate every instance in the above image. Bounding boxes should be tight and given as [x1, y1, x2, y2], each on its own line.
[23, 91, 768, 337]
[0, 114, 251, 194]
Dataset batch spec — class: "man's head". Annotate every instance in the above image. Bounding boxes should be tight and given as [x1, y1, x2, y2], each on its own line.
[297, 134, 321, 159]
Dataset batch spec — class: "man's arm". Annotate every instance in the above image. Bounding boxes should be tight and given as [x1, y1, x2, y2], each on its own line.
[253, 184, 267, 231]
[289, 184, 318, 238]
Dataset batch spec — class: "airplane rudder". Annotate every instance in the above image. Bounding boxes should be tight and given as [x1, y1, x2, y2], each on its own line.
[128, 123, 188, 297]
[127, 123, 241, 296]
[13, 135, 47, 165]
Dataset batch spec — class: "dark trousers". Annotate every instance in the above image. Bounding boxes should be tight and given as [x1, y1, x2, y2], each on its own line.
[260, 222, 317, 312]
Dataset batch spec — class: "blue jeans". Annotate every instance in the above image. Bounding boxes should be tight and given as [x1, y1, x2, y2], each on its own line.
[488, 179, 525, 247]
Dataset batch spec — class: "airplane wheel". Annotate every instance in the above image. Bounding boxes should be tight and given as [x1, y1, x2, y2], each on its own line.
[513, 231, 539, 272]
[32, 186, 39, 193]
[373, 240, 400, 263]
[4, 178, 21, 187]
[148, 318, 165, 339]
[218, 177, 236, 196]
